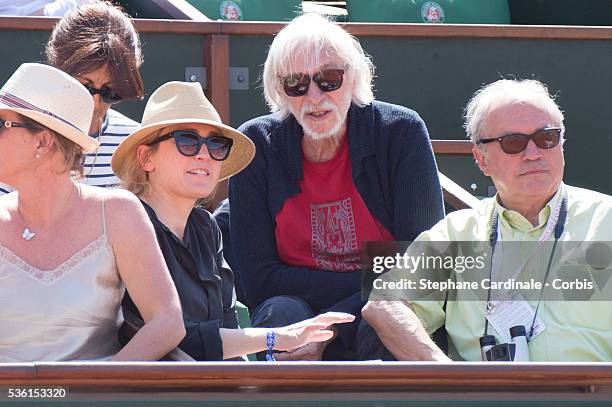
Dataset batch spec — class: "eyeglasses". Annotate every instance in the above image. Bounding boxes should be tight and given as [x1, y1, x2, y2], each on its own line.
[0, 119, 40, 132]
[281, 69, 345, 97]
[82, 83, 123, 105]
[477, 127, 562, 154]
[148, 130, 233, 161]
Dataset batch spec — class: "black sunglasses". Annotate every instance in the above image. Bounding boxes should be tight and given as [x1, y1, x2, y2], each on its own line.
[281, 68, 345, 97]
[477, 127, 562, 154]
[0, 119, 40, 131]
[149, 130, 233, 161]
[83, 83, 123, 105]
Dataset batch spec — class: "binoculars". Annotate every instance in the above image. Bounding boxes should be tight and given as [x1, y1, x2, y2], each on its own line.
[480, 325, 530, 362]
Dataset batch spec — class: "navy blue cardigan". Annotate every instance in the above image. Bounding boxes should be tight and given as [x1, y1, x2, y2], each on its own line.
[229, 101, 444, 346]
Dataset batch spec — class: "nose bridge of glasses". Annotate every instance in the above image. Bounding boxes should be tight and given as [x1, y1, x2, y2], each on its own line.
[187, 135, 210, 159]
[306, 75, 326, 99]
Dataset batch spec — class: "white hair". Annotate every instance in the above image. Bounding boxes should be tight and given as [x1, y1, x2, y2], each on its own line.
[263, 13, 375, 118]
[464, 79, 565, 144]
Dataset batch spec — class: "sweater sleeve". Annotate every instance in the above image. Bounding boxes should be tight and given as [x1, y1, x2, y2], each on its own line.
[228, 120, 361, 311]
[392, 111, 445, 241]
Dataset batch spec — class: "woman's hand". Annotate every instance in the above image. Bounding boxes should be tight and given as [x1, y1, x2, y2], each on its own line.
[273, 312, 355, 352]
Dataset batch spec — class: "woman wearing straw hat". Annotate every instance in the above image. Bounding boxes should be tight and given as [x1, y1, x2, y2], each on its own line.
[0, 1, 143, 195]
[113, 81, 354, 360]
[0, 63, 185, 362]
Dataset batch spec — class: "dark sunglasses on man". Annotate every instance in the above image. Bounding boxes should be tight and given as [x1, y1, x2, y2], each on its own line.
[281, 68, 345, 97]
[477, 127, 562, 154]
[83, 83, 123, 105]
[148, 130, 234, 161]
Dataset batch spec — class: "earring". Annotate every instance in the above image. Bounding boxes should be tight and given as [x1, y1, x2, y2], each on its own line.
[35, 154, 40, 159]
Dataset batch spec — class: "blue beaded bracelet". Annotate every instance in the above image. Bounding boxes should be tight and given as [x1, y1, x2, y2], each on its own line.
[266, 330, 276, 362]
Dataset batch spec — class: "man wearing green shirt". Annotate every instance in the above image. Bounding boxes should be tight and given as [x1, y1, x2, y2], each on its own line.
[362, 79, 612, 362]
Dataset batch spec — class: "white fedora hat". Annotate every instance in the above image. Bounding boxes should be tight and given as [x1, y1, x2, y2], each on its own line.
[112, 81, 255, 181]
[0, 63, 97, 152]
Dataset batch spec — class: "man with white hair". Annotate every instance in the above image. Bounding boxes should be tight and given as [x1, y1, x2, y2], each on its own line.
[228, 13, 444, 360]
[362, 79, 612, 362]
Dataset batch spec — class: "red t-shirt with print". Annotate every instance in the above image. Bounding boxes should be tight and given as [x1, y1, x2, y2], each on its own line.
[275, 138, 394, 272]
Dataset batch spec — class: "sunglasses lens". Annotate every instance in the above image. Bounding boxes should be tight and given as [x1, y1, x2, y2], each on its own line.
[174, 133, 201, 156]
[282, 74, 310, 97]
[499, 134, 528, 154]
[498, 129, 561, 154]
[102, 89, 123, 104]
[315, 69, 344, 92]
[206, 135, 233, 161]
[281, 69, 345, 97]
[172, 132, 233, 160]
[84, 83, 123, 104]
[533, 129, 560, 149]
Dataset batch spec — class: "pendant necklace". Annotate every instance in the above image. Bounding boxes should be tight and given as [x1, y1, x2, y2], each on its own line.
[18, 183, 79, 241]
[22, 227, 35, 241]
[18, 206, 37, 241]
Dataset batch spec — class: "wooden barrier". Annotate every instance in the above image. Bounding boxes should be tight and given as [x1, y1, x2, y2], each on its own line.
[431, 140, 473, 155]
[4, 362, 612, 403]
[1, 362, 612, 392]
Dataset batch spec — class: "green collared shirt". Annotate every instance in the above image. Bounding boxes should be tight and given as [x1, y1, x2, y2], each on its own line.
[495, 188, 555, 239]
[377, 183, 612, 361]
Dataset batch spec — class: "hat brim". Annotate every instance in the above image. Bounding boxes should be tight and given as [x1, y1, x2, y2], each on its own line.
[112, 118, 255, 182]
[0, 104, 99, 153]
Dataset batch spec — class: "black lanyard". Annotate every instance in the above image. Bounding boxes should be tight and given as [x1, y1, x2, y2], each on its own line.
[483, 195, 567, 341]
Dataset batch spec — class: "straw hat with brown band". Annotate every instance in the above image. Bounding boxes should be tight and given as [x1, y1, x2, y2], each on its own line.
[112, 81, 255, 182]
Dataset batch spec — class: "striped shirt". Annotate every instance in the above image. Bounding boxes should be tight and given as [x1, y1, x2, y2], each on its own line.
[0, 109, 139, 194]
[81, 109, 139, 188]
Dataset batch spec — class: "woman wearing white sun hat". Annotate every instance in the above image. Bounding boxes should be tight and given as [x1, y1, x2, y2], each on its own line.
[113, 81, 354, 360]
[0, 63, 185, 362]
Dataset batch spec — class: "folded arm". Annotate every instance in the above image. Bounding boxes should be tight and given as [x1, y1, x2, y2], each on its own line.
[362, 300, 450, 361]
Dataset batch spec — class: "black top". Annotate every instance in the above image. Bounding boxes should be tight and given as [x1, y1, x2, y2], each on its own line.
[123, 201, 238, 361]
[212, 198, 250, 306]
